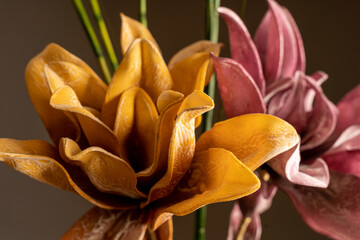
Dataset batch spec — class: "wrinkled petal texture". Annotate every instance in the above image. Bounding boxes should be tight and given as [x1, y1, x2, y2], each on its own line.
[279, 171, 360, 240]
[196, 114, 299, 171]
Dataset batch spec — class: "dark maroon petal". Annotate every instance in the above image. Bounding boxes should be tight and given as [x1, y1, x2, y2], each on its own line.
[217, 7, 265, 95]
[301, 76, 338, 151]
[268, 144, 330, 187]
[254, 0, 298, 84]
[278, 171, 360, 240]
[212, 55, 266, 118]
[335, 84, 360, 135]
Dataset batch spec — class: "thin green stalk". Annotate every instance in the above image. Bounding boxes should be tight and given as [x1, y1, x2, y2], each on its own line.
[72, 0, 111, 84]
[240, 0, 247, 19]
[194, 0, 221, 240]
[139, 0, 147, 27]
[89, 0, 119, 71]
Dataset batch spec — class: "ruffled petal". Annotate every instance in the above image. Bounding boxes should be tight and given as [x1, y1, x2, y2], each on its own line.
[0, 138, 74, 192]
[279, 171, 360, 240]
[0, 139, 135, 209]
[268, 144, 330, 187]
[120, 13, 159, 54]
[146, 218, 173, 240]
[254, 0, 298, 84]
[168, 40, 222, 86]
[59, 138, 146, 199]
[217, 7, 265, 94]
[25, 43, 106, 145]
[150, 148, 260, 229]
[113, 87, 158, 170]
[212, 56, 266, 118]
[335, 84, 360, 135]
[301, 76, 338, 150]
[145, 91, 214, 205]
[103, 39, 172, 127]
[50, 86, 120, 156]
[62, 207, 148, 240]
[196, 114, 299, 171]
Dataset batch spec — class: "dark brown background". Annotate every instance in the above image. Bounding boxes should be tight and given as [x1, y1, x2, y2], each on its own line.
[0, 0, 359, 239]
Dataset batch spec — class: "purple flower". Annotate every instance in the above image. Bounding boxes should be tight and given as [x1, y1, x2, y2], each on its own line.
[213, 0, 360, 239]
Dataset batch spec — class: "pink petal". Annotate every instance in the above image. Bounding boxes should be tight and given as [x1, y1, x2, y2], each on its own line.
[254, 0, 298, 84]
[217, 7, 265, 95]
[227, 203, 262, 240]
[324, 151, 360, 179]
[267, 72, 307, 133]
[328, 125, 360, 153]
[335, 84, 360, 135]
[278, 171, 360, 240]
[311, 71, 328, 85]
[212, 55, 266, 118]
[268, 144, 330, 187]
[301, 76, 338, 151]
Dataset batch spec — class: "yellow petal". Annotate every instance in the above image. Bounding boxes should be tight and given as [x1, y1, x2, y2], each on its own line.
[60, 138, 146, 199]
[150, 148, 260, 229]
[170, 52, 210, 96]
[168, 40, 223, 85]
[25, 43, 106, 145]
[62, 207, 148, 240]
[0, 139, 135, 209]
[120, 13, 159, 54]
[196, 114, 299, 171]
[146, 217, 173, 240]
[50, 86, 120, 156]
[156, 90, 184, 114]
[102, 39, 172, 128]
[144, 91, 214, 205]
[0, 138, 74, 192]
[113, 87, 158, 171]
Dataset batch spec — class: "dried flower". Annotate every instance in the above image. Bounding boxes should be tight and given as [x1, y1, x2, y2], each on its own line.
[0, 13, 299, 239]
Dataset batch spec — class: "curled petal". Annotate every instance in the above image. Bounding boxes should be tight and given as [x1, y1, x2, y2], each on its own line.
[267, 72, 307, 133]
[279, 171, 360, 240]
[150, 148, 260, 229]
[102, 39, 172, 127]
[335, 84, 360, 135]
[0, 139, 136, 209]
[0, 138, 74, 192]
[217, 7, 265, 94]
[170, 52, 210, 96]
[113, 87, 158, 170]
[268, 144, 330, 187]
[145, 91, 214, 205]
[196, 114, 299, 171]
[254, 0, 298, 83]
[120, 13, 159, 54]
[146, 218, 173, 240]
[328, 125, 360, 153]
[59, 138, 146, 199]
[301, 76, 338, 150]
[50, 86, 120, 156]
[25, 43, 105, 145]
[62, 207, 148, 240]
[156, 90, 184, 114]
[168, 40, 222, 86]
[212, 56, 266, 118]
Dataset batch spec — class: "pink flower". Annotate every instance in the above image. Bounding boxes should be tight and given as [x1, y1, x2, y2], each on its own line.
[213, 0, 360, 239]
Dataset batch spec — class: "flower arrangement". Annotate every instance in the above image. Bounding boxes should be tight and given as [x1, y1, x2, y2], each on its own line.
[0, 0, 359, 239]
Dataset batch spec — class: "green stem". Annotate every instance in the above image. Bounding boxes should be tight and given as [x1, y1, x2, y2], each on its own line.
[89, 0, 119, 72]
[72, 0, 111, 84]
[139, 0, 147, 27]
[194, 0, 221, 240]
[240, 0, 247, 19]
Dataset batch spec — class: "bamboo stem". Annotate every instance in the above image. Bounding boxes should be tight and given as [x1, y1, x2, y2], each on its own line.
[72, 0, 111, 84]
[139, 0, 147, 27]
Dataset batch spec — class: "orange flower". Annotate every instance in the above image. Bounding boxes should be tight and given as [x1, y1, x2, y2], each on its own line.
[0, 14, 299, 239]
